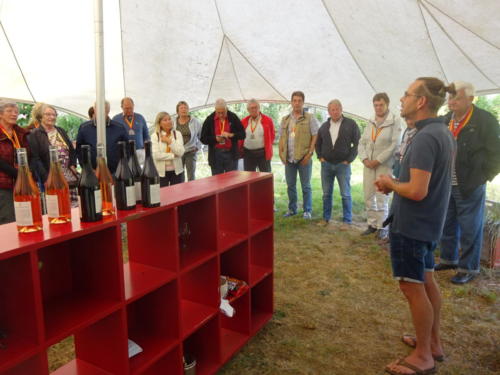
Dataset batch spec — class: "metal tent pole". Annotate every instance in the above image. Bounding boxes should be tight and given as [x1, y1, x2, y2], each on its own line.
[94, 0, 106, 148]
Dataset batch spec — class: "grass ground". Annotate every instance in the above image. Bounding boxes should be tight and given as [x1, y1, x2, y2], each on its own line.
[48, 150, 499, 374]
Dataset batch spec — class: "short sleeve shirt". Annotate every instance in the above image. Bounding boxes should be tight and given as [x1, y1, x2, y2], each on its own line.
[390, 118, 456, 242]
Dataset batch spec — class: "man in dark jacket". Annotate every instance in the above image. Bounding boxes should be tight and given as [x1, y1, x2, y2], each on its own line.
[316, 99, 360, 225]
[436, 81, 500, 284]
[201, 98, 245, 175]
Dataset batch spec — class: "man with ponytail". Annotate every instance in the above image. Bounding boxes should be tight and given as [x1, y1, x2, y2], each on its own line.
[375, 78, 455, 375]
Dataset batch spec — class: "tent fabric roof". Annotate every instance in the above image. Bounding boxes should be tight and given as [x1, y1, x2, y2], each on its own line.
[1, 0, 499, 120]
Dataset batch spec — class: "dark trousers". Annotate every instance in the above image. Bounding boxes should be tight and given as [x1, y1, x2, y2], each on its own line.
[0, 188, 15, 225]
[243, 148, 271, 172]
[160, 171, 184, 187]
[211, 149, 237, 175]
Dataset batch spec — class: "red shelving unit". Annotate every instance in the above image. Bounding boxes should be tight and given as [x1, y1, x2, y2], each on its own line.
[0, 171, 273, 374]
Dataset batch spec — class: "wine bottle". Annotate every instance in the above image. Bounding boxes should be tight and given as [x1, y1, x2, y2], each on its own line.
[95, 143, 115, 216]
[127, 140, 142, 203]
[141, 140, 160, 208]
[114, 141, 136, 210]
[13, 148, 43, 232]
[45, 146, 71, 224]
[78, 145, 102, 222]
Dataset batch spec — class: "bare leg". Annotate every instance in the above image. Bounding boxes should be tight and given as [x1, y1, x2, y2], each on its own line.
[424, 271, 444, 358]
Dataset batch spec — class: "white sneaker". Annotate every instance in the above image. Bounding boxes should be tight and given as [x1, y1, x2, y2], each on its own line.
[303, 212, 312, 220]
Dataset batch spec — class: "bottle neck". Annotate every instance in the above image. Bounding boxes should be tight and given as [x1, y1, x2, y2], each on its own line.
[16, 148, 28, 167]
[49, 147, 59, 164]
[144, 142, 152, 158]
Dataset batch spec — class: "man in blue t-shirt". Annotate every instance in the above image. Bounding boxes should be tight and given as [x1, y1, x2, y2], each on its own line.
[375, 77, 455, 375]
[112, 97, 150, 165]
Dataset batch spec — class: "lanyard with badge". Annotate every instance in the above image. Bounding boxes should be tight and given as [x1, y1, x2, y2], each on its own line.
[371, 124, 383, 142]
[249, 115, 260, 140]
[0, 126, 21, 149]
[218, 118, 226, 144]
[449, 106, 473, 139]
[125, 114, 135, 136]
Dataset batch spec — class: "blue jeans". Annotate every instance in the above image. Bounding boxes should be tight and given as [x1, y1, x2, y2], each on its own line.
[285, 159, 312, 213]
[211, 149, 237, 175]
[439, 184, 486, 274]
[320, 161, 352, 222]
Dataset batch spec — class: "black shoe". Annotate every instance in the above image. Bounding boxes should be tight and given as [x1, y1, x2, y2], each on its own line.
[361, 226, 377, 236]
[434, 263, 457, 271]
[451, 272, 476, 284]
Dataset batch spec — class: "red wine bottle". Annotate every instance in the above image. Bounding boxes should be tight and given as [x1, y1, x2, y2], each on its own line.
[78, 145, 102, 222]
[114, 141, 136, 210]
[127, 140, 142, 203]
[141, 140, 160, 207]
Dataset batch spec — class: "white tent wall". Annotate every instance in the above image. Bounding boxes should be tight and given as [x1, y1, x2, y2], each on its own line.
[0, 0, 499, 122]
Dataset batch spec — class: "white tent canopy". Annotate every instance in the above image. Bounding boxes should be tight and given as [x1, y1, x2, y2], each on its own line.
[1, 0, 499, 121]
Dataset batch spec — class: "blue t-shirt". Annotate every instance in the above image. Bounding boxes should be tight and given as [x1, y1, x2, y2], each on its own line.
[390, 117, 455, 242]
[112, 112, 150, 149]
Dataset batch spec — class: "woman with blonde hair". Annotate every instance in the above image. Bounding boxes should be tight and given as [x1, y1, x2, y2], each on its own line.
[152, 111, 185, 186]
[26, 102, 45, 131]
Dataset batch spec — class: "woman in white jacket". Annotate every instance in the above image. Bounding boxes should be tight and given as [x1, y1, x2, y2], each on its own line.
[152, 111, 185, 187]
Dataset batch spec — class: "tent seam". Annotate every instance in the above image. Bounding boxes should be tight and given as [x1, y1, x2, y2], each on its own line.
[320, 0, 376, 93]
[225, 36, 287, 101]
[416, 0, 448, 83]
[420, 1, 499, 88]
[424, 0, 500, 50]
[0, 21, 36, 102]
[205, 36, 225, 105]
[225, 39, 245, 100]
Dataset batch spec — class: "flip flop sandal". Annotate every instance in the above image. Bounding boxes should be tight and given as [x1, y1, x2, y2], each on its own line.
[385, 358, 437, 375]
[402, 335, 445, 362]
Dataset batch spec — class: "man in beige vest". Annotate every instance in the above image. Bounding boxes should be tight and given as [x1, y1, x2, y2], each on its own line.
[279, 91, 319, 219]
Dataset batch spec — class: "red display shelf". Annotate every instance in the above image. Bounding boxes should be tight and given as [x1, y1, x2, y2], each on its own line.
[127, 282, 179, 374]
[51, 359, 112, 375]
[123, 262, 176, 303]
[251, 275, 273, 334]
[0, 171, 273, 374]
[0, 253, 40, 371]
[183, 317, 220, 375]
[249, 227, 274, 287]
[141, 345, 182, 375]
[2, 354, 47, 375]
[249, 178, 274, 235]
[177, 196, 217, 271]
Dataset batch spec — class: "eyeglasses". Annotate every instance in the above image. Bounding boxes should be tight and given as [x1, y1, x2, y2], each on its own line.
[403, 92, 422, 98]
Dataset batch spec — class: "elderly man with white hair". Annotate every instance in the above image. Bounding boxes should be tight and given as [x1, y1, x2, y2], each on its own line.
[200, 98, 245, 175]
[435, 81, 500, 284]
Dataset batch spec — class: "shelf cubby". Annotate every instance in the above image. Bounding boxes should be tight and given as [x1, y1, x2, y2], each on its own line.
[177, 196, 217, 270]
[141, 345, 182, 375]
[2, 354, 46, 375]
[37, 227, 122, 344]
[126, 282, 179, 374]
[74, 310, 128, 375]
[249, 178, 274, 234]
[220, 241, 249, 286]
[249, 228, 273, 286]
[251, 275, 273, 334]
[220, 292, 250, 362]
[182, 317, 220, 375]
[180, 258, 219, 338]
[0, 253, 40, 370]
[218, 186, 248, 250]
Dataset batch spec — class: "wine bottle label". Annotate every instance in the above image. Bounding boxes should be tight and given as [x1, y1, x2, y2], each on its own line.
[126, 185, 135, 207]
[14, 201, 34, 226]
[150, 184, 160, 204]
[94, 189, 102, 213]
[46, 194, 60, 218]
[134, 181, 141, 201]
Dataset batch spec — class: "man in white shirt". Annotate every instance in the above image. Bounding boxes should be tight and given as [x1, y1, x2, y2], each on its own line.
[315, 99, 360, 225]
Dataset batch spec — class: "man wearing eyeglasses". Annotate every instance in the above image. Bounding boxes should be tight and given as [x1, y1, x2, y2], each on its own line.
[435, 81, 500, 284]
[375, 78, 455, 375]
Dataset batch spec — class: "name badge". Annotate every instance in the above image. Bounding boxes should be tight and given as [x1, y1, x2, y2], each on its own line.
[129, 129, 135, 136]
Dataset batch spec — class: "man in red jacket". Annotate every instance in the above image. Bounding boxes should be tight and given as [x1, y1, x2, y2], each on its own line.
[0, 102, 29, 224]
[241, 99, 275, 172]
